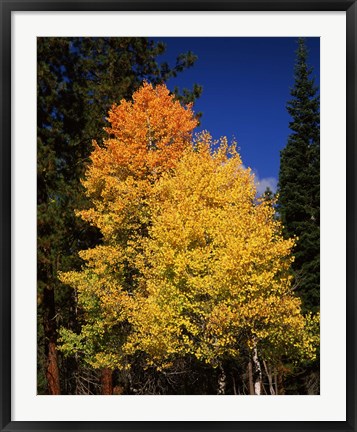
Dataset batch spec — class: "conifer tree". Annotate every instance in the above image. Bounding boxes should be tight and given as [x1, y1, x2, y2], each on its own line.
[262, 186, 275, 203]
[277, 38, 320, 314]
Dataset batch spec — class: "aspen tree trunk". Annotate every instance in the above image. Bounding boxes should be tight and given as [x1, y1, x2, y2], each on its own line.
[247, 360, 255, 395]
[232, 374, 238, 395]
[252, 343, 262, 395]
[101, 368, 113, 395]
[277, 366, 285, 395]
[217, 364, 226, 395]
[274, 368, 279, 395]
[43, 286, 61, 395]
[263, 360, 275, 395]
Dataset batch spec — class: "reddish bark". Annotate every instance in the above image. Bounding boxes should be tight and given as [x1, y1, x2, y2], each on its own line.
[248, 361, 255, 395]
[43, 286, 61, 395]
[101, 368, 113, 395]
[46, 341, 61, 395]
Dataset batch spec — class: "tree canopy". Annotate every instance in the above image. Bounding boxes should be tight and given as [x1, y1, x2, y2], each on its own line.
[59, 83, 318, 395]
[37, 37, 202, 395]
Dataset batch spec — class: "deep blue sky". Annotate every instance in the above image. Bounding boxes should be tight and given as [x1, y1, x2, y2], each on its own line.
[151, 37, 320, 194]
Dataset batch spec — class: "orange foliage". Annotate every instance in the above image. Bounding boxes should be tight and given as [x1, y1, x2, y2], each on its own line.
[79, 82, 198, 239]
[94, 81, 197, 180]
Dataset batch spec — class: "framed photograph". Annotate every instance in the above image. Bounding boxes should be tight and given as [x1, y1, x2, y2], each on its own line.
[1, 0, 356, 431]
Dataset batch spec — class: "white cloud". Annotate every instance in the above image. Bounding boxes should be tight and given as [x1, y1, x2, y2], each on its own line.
[239, 164, 277, 197]
[254, 173, 278, 196]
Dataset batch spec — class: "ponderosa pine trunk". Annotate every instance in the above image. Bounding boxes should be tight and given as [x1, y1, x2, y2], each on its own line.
[101, 368, 113, 395]
[43, 286, 61, 395]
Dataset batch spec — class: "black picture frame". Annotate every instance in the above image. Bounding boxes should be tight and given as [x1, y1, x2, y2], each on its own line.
[1, 1, 356, 431]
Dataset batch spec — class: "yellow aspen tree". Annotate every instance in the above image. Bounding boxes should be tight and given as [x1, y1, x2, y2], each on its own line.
[58, 83, 317, 394]
[58, 83, 198, 370]
[124, 132, 317, 390]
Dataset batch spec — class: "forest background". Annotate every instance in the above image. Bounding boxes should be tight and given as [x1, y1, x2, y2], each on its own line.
[37, 37, 320, 395]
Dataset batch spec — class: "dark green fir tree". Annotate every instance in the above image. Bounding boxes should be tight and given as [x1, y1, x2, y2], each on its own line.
[278, 38, 320, 314]
[262, 186, 275, 203]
